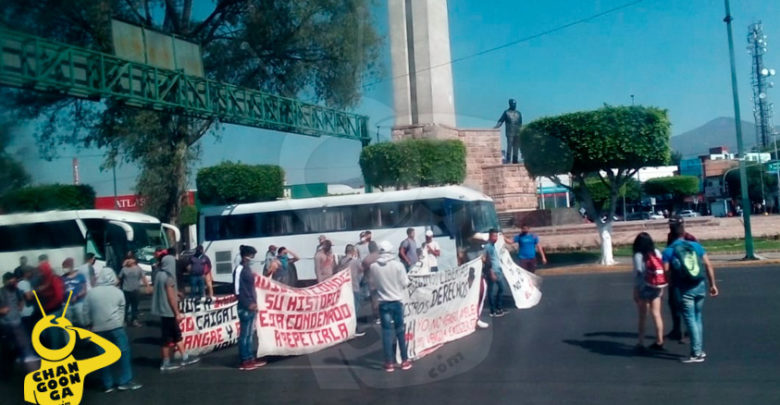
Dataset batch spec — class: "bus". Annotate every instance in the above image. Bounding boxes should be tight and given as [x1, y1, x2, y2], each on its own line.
[199, 186, 500, 284]
[0, 210, 180, 275]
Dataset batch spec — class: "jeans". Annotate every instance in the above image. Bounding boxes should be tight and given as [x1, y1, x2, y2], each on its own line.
[124, 290, 140, 323]
[97, 328, 133, 388]
[379, 301, 408, 364]
[680, 281, 707, 356]
[190, 275, 205, 298]
[668, 285, 683, 336]
[238, 308, 257, 363]
[487, 273, 506, 313]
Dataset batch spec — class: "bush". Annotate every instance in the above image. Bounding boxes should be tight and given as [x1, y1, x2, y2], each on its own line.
[196, 162, 284, 205]
[1, 184, 96, 213]
[179, 204, 198, 226]
[359, 139, 466, 189]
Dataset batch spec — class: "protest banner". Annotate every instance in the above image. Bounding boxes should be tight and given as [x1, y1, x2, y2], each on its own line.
[178, 295, 240, 356]
[495, 240, 543, 309]
[255, 271, 356, 357]
[403, 258, 482, 360]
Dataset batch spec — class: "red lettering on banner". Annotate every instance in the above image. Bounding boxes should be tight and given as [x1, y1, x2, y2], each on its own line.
[337, 322, 349, 339]
[180, 317, 195, 333]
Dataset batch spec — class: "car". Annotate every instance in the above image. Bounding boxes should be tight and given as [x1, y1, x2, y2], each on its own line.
[679, 210, 699, 218]
[647, 212, 665, 220]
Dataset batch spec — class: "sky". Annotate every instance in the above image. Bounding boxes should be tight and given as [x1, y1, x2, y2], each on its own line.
[6, 0, 780, 196]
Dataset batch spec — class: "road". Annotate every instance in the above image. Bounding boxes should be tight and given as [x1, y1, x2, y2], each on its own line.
[3, 264, 779, 404]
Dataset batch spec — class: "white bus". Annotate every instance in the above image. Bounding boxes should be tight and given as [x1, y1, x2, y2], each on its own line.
[199, 186, 500, 284]
[0, 210, 180, 275]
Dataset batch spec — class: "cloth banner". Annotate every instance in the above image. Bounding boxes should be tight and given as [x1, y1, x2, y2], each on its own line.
[255, 271, 356, 357]
[495, 239, 543, 309]
[178, 295, 240, 356]
[403, 257, 482, 360]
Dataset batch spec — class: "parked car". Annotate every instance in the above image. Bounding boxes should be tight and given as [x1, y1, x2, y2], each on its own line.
[679, 210, 699, 218]
[626, 211, 665, 221]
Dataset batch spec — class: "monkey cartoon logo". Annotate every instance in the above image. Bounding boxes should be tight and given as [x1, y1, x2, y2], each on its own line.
[24, 291, 120, 405]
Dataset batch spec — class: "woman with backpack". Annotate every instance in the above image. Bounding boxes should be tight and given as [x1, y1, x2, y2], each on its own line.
[632, 232, 667, 351]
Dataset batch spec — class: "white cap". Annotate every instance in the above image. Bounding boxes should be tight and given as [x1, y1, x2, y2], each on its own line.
[425, 230, 434, 237]
[379, 240, 394, 252]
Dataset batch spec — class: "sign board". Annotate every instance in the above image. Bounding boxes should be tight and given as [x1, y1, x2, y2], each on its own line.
[111, 19, 204, 77]
[768, 161, 780, 173]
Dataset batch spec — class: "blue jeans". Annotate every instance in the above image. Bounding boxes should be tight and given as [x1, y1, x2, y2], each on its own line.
[97, 328, 133, 388]
[238, 308, 257, 363]
[680, 281, 707, 356]
[487, 273, 506, 314]
[379, 301, 408, 364]
[190, 275, 205, 298]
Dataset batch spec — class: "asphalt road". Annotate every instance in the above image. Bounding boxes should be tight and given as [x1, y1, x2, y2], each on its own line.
[3, 264, 779, 405]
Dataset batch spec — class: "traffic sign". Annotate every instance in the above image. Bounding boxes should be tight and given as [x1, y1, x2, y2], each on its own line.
[768, 161, 780, 173]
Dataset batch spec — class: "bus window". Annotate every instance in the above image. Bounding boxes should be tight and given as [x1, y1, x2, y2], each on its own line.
[85, 231, 104, 260]
[299, 207, 349, 233]
[470, 201, 500, 233]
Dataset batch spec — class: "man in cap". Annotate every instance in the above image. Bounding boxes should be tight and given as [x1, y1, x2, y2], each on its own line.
[370, 241, 412, 372]
[420, 230, 441, 272]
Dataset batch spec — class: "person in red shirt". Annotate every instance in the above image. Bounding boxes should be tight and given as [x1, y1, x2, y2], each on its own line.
[34, 254, 66, 349]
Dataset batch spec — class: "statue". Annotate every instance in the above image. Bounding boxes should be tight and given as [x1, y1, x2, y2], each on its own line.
[494, 99, 523, 164]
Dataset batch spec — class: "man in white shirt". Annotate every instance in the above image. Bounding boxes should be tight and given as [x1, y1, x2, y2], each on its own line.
[420, 230, 441, 272]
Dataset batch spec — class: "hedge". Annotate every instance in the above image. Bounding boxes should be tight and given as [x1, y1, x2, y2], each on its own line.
[1, 184, 96, 213]
[196, 162, 284, 205]
[359, 139, 466, 189]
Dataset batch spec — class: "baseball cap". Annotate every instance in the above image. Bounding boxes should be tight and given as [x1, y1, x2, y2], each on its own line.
[379, 240, 394, 252]
[425, 230, 434, 237]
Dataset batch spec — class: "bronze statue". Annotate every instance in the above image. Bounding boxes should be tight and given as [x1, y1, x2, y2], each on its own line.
[494, 99, 523, 164]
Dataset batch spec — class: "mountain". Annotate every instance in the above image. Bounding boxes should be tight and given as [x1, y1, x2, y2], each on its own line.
[671, 117, 759, 157]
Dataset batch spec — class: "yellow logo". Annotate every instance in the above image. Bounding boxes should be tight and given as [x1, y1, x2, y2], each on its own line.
[24, 291, 121, 405]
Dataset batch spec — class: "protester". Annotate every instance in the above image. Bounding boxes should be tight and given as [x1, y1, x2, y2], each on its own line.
[398, 228, 419, 272]
[665, 216, 698, 343]
[420, 230, 441, 272]
[370, 241, 412, 372]
[361, 241, 382, 325]
[187, 245, 211, 298]
[0, 272, 34, 378]
[338, 244, 366, 337]
[275, 247, 299, 286]
[315, 235, 328, 254]
[16, 266, 36, 336]
[263, 245, 278, 276]
[122, 251, 136, 270]
[632, 232, 666, 350]
[315, 239, 336, 283]
[86, 267, 142, 392]
[234, 245, 267, 371]
[13, 256, 34, 280]
[61, 258, 88, 327]
[504, 224, 547, 272]
[356, 231, 372, 259]
[119, 256, 150, 327]
[151, 251, 198, 371]
[162, 247, 183, 297]
[77, 253, 98, 290]
[663, 221, 718, 363]
[484, 229, 506, 318]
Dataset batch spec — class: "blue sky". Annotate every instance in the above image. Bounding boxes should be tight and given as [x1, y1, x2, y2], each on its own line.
[7, 0, 780, 196]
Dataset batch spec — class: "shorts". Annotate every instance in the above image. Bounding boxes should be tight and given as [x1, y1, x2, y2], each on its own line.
[160, 316, 183, 346]
[519, 258, 537, 272]
[639, 285, 664, 301]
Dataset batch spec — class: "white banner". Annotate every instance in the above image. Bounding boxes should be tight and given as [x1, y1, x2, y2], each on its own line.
[403, 258, 482, 360]
[178, 295, 240, 356]
[255, 271, 356, 357]
[496, 240, 543, 309]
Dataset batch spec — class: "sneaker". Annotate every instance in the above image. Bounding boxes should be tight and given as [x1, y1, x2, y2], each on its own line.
[117, 382, 143, 391]
[494, 310, 506, 318]
[253, 358, 268, 368]
[648, 343, 665, 351]
[354, 330, 367, 337]
[476, 320, 489, 329]
[160, 363, 181, 372]
[239, 361, 260, 371]
[181, 356, 200, 366]
[680, 355, 706, 363]
[489, 312, 496, 318]
[104, 387, 115, 393]
[375, 319, 381, 325]
[700, 352, 707, 359]
[401, 360, 413, 370]
[384, 363, 395, 373]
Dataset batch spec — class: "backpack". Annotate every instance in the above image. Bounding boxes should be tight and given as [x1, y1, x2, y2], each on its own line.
[190, 255, 206, 277]
[670, 241, 705, 285]
[643, 253, 667, 288]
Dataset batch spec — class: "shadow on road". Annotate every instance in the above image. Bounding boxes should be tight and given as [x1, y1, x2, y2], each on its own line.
[564, 332, 685, 361]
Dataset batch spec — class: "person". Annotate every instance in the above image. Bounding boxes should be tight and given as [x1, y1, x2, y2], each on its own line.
[420, 230, 441, 272]
[663, 221, 719, 363]
[122, 251, 136, 270]
[119, 256, 150, 327]
[356, 231, 372, 260]
[187, 245, 211, 298]
[34, 254, 65, 319]
[398, 228, 419, 272]
[494, 98, 523, 164]
[234, 245, 267, 370]
[484, 229, 506, 318]
[315, 239, 336, 283]
[77, 253, 97, 290]
[13, 256, 34, 280]
[0, 272, 34, 378]
[632, 232, 666, 350]
[370, 241, 412, 372]
[504, 224, 547, 273]
[338, 244, 366, 337]
[274, 247, 299, 286]
[162, 247, 183, 297]
[362, 241, 382, 325]
[61, 258, 88, 327]
[315, 235, 328, 254]
[86, 267, 142, 392]
[665, 216, 698, 343]
[263, 245, 278, 276]
[16, 266, 36, 336]
[151, 251, 198, 371]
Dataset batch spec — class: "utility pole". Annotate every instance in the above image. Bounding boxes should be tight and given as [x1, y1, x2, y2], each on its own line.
[723, 0, 756, 259]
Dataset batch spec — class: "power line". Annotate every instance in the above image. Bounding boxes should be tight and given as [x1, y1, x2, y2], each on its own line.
[362, 0, 645, 89]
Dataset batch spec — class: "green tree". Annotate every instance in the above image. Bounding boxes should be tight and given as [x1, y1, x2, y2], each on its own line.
[521, 105, 670, 265]
[1, 184, 95, 213]
[197, 162, 284, 205]
[643, 176, 700, 210]
[359, 139, 466, 190]
[1, 0, 381, 225]
[670, 150, 683, 167]
[0, 122, 32, 197]
[725, 164, 777, 206]
[576, 177, 642, 213]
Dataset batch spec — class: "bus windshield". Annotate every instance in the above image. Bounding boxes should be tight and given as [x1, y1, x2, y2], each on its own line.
[129, 222, 170, 265]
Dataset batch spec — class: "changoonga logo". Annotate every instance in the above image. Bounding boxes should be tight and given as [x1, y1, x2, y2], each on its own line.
[24, 291, 121, 405]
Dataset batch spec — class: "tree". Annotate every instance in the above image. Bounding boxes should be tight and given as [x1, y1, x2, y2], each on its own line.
[196, 162, 284, 205]
[359, 139, 466, 190]
[1, 184, 95, 213]
[0, 121, 31, 197]
[725, 164, 777, 207]
[1, 0, 381, 224]
[575, 177, 641, 214]
[521, 105, 670, 265]
[643, 176, 700, 211]
[670, 150, 683, 167]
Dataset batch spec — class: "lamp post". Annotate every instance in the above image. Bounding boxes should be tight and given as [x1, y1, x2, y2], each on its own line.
[723, 0, 756, 259]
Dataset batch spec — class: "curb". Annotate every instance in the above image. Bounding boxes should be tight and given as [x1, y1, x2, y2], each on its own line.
[539, 258, 780, 276]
